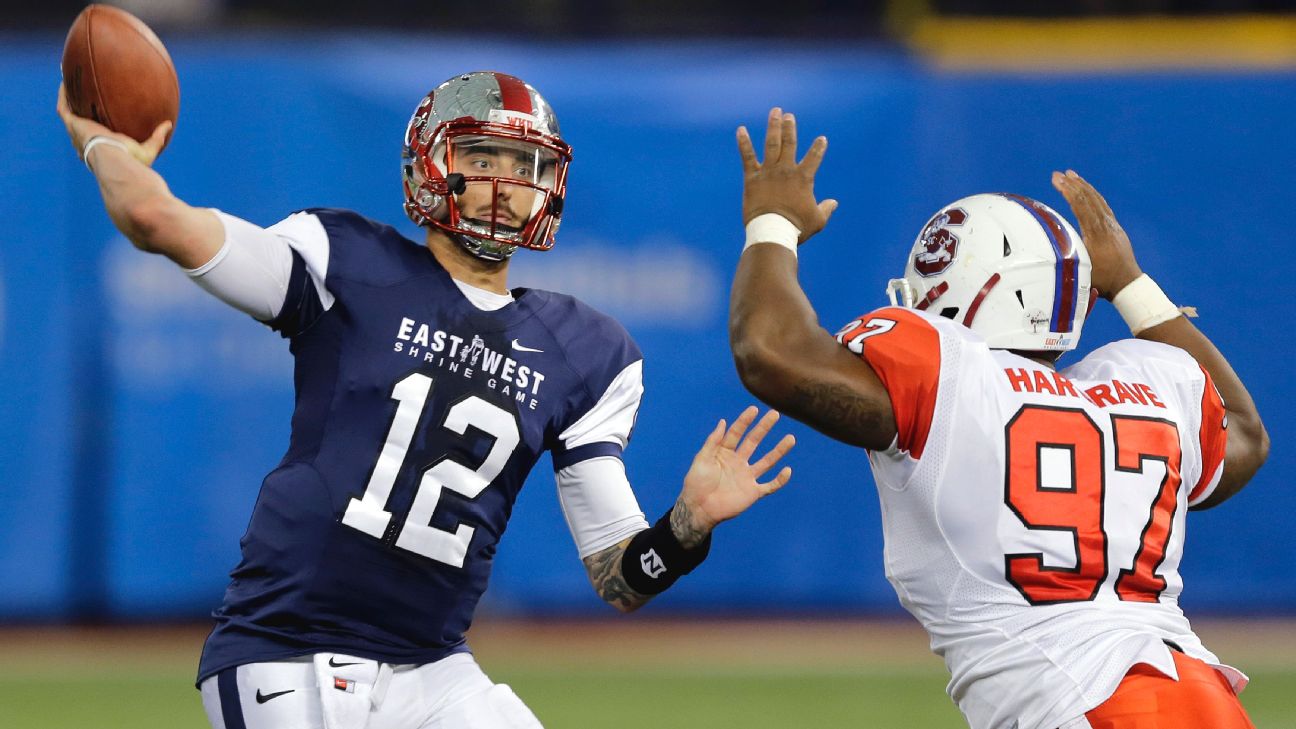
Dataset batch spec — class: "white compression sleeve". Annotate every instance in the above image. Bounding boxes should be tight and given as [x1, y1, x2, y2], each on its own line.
[186, 210, 296, 321]
[556, 456, 649, 558]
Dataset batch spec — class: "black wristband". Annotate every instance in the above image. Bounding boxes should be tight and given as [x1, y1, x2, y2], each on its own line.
[620, 507, 712, 595]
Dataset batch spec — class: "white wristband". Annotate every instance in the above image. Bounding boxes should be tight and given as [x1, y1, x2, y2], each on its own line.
[743, 213, 801, 254]
[1111, 274, 1181, 335]
[82, 136, 130, 171]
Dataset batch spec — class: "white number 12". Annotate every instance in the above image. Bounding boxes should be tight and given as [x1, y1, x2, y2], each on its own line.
[341, 372, 520, 567]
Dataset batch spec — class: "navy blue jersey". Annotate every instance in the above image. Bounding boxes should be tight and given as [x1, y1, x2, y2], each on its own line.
[198, 209, 641, 682]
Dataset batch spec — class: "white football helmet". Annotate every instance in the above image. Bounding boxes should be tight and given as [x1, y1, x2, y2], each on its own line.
[888, 193, 1094, 352]
[402, 71, 571, 261]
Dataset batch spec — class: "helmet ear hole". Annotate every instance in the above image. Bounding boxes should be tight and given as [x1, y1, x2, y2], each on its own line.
[939, 307, 960, 320]
[1015, 290, 1025, 308]
[1003, 234, 1012, 257]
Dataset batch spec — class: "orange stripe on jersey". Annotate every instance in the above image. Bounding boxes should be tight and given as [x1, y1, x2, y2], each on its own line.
[1190, 365, 1229, 503]
[835, 308, 941, 458]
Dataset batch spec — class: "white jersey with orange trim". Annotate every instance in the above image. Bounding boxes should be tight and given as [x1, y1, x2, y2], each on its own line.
[834, 307, 1235, 729]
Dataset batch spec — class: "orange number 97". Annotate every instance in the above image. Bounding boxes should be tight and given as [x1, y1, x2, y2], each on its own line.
[1004, 405, 1181, 605]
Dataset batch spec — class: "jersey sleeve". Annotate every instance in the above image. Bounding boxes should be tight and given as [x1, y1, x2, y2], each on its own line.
[551, 359, 643, 469]
[1189, 365, 1229, 506]
[538, 294, 645, 470]
[183, 209, 333, 337]
[270, 207, 436, 338]
[263, 211, 334, 337]
[833, 307, 943, 458]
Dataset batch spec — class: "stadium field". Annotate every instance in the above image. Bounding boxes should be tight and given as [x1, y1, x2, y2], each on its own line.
[3, 618, 1293, 728]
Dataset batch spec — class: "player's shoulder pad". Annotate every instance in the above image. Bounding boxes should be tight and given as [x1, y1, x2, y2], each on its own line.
[297, 207, 429, 285]
[529, 289, 642, 380]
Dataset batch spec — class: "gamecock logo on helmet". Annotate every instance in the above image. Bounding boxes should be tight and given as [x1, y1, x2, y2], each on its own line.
[914, 208, 967, 277]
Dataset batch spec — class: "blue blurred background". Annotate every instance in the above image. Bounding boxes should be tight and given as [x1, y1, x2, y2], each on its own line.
[2, 4, 1294, 623]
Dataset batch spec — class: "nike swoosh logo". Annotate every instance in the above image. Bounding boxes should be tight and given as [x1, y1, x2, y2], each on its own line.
[328, 657, 362, 668]
[511, 338, 544, 353]
[255, 689, 295, 704]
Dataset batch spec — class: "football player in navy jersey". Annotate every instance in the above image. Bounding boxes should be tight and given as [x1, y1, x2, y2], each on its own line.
[58, 72, 795, 729]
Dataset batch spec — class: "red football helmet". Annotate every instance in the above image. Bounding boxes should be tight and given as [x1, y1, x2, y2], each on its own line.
[402, 72, 572, 261]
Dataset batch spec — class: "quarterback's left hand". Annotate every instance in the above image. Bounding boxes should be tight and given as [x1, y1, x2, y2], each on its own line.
[674, 406, 794, 546]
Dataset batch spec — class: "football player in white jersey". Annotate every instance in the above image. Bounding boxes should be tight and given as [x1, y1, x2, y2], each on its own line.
[56, 74, 796, 729]
[728, 108, 1268, 729]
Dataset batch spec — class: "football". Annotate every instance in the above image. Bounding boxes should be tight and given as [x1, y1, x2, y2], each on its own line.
[61, 3, 179, 151]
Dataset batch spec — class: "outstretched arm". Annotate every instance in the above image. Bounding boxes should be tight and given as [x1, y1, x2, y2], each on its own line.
[1053, 171, 1268, 508]
[729, 108, 897, 450]
[57, 83, 222, 268]
[581, 406, 794, 612]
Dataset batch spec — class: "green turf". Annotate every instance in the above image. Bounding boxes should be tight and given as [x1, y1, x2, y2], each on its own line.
[502, 667, 1296, 729]
[4, 666, 1293, 728]
[1229, 670, 1296, 729]
[499, 668, 966, 728]
[1, 674, 207, 729]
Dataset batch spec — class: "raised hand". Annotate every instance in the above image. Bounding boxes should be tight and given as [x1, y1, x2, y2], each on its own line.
[672, 406, 795, 547]
[737, 107, 838, 243]
[57, 83, 171, 168]
[1052, 170, 1143, 300]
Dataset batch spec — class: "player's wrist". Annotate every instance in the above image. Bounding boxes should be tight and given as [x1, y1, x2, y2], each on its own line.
[670, 498, 715, 549]
[81, 135, 131, 171]
[620, 507, 712, 595]
[1098, 266, 1144, 301]
[744, 213, 800, 255]
[1111, 273, 1184, 335]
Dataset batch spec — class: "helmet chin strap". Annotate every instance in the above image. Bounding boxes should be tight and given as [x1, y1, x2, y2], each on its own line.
[451, 231, 517, 262]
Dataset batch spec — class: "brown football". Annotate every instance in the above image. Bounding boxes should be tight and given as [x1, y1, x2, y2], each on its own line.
[62, 3, 179, 151]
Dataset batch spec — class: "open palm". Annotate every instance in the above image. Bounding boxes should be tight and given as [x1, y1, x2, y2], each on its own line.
[679, 406, 795, 533]
[737, 107, 838, 243]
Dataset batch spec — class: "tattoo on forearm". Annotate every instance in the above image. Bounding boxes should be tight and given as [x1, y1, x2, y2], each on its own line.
[670, 499, 707, 550]
[788, 380, 889, 444]
[582, 542, 649, 612]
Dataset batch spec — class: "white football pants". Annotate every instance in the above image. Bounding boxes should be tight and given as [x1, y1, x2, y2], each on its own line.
[200, 652, 542, 729]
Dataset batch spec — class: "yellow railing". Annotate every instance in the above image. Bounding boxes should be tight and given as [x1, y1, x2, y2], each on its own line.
[894, 12, 1296, 70]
